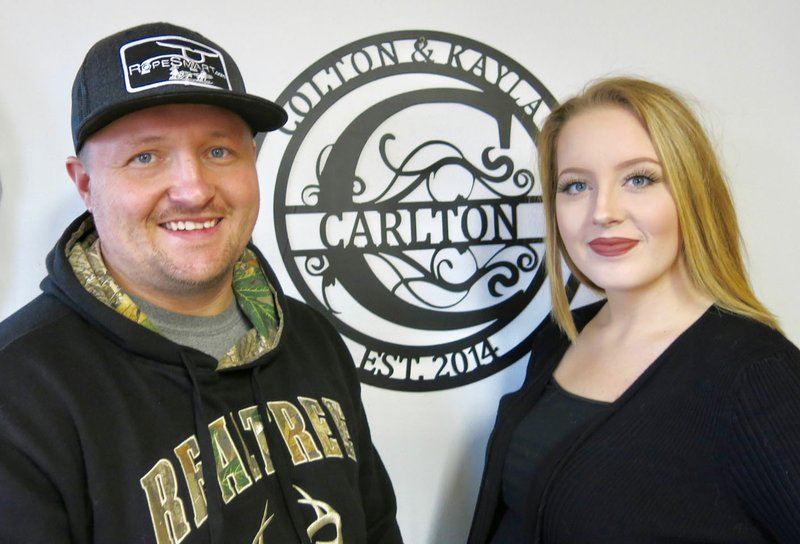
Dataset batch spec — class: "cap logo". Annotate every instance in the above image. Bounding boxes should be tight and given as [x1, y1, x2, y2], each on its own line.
[120, 34, 231, 93]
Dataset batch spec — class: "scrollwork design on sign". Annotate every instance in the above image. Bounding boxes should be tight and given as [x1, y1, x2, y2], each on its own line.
[356, 243, 540, 311]
[368, 134, 534, 204]
[302, 144, 368, 206]
[304, 255, 341, 314]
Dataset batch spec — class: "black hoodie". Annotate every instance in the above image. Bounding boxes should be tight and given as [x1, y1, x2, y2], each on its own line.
[0, 213, 403, 544]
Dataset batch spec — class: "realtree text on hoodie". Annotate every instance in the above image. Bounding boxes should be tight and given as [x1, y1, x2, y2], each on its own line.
[0, 213, 403, 544]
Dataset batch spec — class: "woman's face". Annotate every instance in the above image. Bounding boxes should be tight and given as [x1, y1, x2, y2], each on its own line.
[554, 105, 683, 296]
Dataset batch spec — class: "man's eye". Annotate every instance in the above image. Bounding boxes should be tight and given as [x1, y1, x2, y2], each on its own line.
[134, 152, 153, 164]
[210, 147, 228, 159]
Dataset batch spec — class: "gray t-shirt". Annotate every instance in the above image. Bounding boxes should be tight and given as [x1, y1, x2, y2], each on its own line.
[130, 295, 251, 360]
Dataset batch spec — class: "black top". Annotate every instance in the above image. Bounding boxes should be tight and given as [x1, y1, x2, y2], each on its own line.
[492, 379, 610, 543]
[469, 301, 800, 543]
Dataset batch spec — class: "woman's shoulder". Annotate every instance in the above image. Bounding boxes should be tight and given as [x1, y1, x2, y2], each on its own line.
[665, 307, 800, 395]
[696, 306, 799, 360]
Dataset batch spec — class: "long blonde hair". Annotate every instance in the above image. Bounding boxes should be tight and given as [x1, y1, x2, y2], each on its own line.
[538, 77, 779, 340]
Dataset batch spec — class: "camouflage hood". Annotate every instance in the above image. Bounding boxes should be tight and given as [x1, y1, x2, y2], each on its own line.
[43, 212, 286, 371]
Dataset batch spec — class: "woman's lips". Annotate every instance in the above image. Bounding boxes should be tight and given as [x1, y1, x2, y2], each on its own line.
[588, 237, 639, 257]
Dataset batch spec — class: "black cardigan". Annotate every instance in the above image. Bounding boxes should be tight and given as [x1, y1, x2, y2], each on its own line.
[469, 302, 800, 543]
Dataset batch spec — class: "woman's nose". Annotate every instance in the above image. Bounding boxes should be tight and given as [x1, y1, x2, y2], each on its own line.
[592, 184, 624, 226]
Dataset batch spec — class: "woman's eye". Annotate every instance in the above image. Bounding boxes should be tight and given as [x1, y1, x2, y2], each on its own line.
[628, 175, 653, 188]
[559, 181, 587, 194]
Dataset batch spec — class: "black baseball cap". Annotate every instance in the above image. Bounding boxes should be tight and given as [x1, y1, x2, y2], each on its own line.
[71, 22, 288, 152]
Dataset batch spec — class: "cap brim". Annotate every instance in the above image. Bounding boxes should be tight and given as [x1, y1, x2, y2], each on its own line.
[76, 90, 287, 151]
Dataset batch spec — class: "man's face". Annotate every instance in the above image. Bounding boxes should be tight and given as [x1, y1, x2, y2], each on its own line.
[68, 103, 260, 314]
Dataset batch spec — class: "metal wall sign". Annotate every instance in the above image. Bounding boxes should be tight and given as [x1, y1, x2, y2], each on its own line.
[261, 30, 574, 391]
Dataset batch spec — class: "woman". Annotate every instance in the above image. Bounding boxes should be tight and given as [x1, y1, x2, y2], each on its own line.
[468, 77, 800, 543]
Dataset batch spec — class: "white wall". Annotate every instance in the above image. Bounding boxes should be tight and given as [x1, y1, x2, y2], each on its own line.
[1, 1, 798, 542]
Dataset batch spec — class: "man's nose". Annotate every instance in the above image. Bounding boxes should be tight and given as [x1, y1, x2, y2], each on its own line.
[167, 155, 215, 206]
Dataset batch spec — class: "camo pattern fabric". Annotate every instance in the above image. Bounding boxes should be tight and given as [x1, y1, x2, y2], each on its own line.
[66, 218, 282, 369]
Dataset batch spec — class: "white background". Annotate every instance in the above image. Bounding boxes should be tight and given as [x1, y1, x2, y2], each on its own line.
[1, 1, 798, 542]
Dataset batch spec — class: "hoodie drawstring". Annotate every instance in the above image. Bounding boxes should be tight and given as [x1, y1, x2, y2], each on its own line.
[250, 365, 312, 544]
[180, 352, 224, 543]
[179, 353, 312, 544]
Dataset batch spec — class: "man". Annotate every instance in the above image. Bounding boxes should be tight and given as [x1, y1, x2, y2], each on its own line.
[0, 22, 402, 544]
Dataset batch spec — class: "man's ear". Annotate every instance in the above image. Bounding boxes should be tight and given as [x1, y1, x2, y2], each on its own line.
[65, 156, 93, 212]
